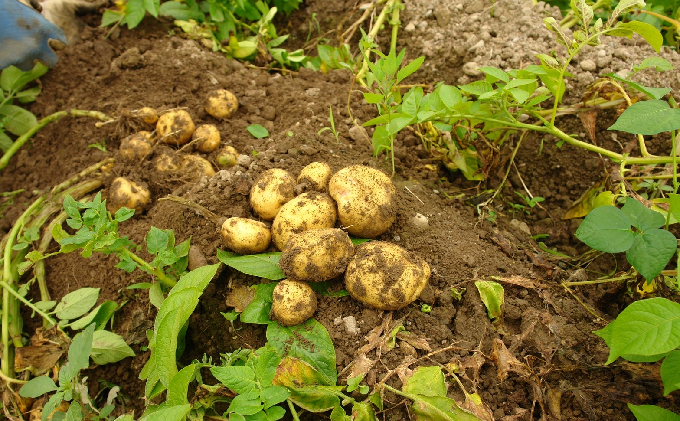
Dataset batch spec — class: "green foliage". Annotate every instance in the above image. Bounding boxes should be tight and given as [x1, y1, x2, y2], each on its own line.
[474, 281, 504, 321]
[246, 124, 270, 138]
[609, 99, 680, 134]
[0, 63, 47, 152]
[216, 249, 285, 280]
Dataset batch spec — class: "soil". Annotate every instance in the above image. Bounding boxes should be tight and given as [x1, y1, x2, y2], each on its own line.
[2, 0, 680, 420]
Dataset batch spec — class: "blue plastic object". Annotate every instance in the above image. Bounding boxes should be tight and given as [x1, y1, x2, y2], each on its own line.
[0, 0, 68, 70]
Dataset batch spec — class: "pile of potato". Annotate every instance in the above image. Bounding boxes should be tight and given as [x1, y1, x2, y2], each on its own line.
[107, 89, 241, 215]
[223, 164, 431, 326]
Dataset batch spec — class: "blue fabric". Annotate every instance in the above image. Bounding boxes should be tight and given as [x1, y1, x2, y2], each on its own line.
[0, 0, 68, 70]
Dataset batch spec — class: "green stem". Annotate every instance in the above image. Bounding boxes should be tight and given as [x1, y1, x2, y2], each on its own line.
[355, 0, 397, 86]
[121, 249, 176, 288]
[389, 0, 401, 55]
[287, 400, 300, 421]
[0, 281, 56, 326]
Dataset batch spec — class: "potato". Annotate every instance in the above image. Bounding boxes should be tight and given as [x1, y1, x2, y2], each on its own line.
[193, 124, 221, 153]
[296, 162, 332, 193]
[344, 241, 430, 310]
[279, 228, 354, 282]
[217, 146, 239, 168]
[329, 165, 396, 238]
[156, 153, 182, 172]
[157, 110, 195, 146]
[205, 89, 239, 119]
[107, 177, 151, 215]
[136, 107, 158, 125]
[271, 192, 337, 250]
[119, 131, 153, 161]
[270, 279, 317, 326]
[250, 169, 296, 221]
[221, 217, 271, 255]
[181, 155, 215, 178]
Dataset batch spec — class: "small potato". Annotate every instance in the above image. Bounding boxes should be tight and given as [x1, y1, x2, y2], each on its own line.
[296, 162, 332, 193]
[136, 107, 158, 125]
[279, 228, 354, 282]
[344, 241, 430, 310]
[193, 124, 221, 153]
[156, 153, 182, 172]
[217, 146, 239, 168]
[181, 155, 216, 178]
[270, 279, 317, 326]
[205, 89, 239, 119]
[107, 177, 151, 215]
[271, 192, 337, 250]
[250, 169, 296, 221]
[329, 165, 396, 238]
[221, 217, 271, 255]
[119, 131, 153, 161]
[157, 110, 195, 146]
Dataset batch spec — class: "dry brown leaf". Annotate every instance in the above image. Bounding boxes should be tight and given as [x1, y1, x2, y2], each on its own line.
[396, 331, 432, 352]
[577, 109, 598, 144]
[491, 339, 531, 382]
[15, 344, 63, 376]
[347, 353, 376, 381]
[458, 352, 486, 386]
[500, 407, 529, 421]
[546, 387, 562, 420]
[493, 275, 538, 289]
[458, 392, 495, 421]
[357, 312, 392, 356]
[225, 285, 255, 313]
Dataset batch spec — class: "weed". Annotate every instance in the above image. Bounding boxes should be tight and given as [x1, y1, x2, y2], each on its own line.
[87, 139, 107, 152]
[317, 105, 340, 142]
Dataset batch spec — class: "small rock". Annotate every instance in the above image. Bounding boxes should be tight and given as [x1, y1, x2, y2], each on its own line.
[188, 245, 207, 270]
[119, 47, 144, 69]
[342, 316, 360, 335]
[261, 105, 276, 121]
[465, 0, 485, 13]
[417, 21, 428, 30]
[410, 213, 429, 230]
[596, 56, 611, 68]
[349, 125, 370, 143]
[305, 87, 321, 97]
[237, 154, 252, 167]
[468, 40, 485, 53]
[509, 219, 532, 237]
[463, 62, 481, 76]
[405, 22, 416, 32]
[579, 59, 597, 72]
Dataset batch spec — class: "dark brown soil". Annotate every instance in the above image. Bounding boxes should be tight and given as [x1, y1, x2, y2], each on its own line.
[2, 1, 680, 420]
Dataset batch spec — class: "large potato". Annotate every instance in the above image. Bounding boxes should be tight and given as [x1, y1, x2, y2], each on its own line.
[157, 110, 195, 146]
[270, 279, 317, 326]
[119, 131, 153, 161]
[250, 169, 296, 221]
[344, 241, 430, 310]
[279, 228, 353, 282]
[296, 162, 332, 193]
[329, 165, 397, 238]
[221, 217, 271, 255]
[271, 192, 337, 250]
[205, 89, 239, 119]
[107, 177, 151, 215]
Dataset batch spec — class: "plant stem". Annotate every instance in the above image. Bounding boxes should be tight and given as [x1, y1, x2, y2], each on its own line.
[0, 281, 56, 326]
[287, 399, 300, 421]
[120, 249, 176, 288]
[355, 0, 398, 85]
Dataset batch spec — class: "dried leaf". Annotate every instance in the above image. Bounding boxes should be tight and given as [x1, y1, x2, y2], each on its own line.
[14, 344, 63, 376]
[458, 391, 494, 421]
[225, 285, 255, 313]
[493, 275, 538, 289]
[396, 331, 432, 351]
[347, 353, 376, 381]
[490, 339, 531, 382]
[577, 109, 598, 143]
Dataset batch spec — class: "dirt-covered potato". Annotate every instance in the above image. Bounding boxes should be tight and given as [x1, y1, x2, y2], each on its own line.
[205, 89, 239, 119]
[250, 169, 296, 221]
[279, 228, 353, 282]
[221, 217, 271, 255]
[136, 107, 158, 125]
[156, 153, 182, 172]
[271, 192, 337, 250]
[193, 124, 221, 153]
[296, 162, 332, 193]
[107, 177, 151, 215]
[181, 155, 215, 178]
[119, 131, 153, 161]
[329, 165, 397, 238]
[270, 279, 317, 326]
[157, 110, 195, 146]
[217, 146, 239, 168]
[344, 241, 430, 310]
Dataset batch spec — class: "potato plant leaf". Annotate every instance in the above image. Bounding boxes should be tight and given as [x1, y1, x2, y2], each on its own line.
[574, 206, 635, 253]
[609, 100, 680, 135]
[474, 281, 504, 320]
[90, 330, 135, 365]
[247, 124, 269, 138]
[627, 404, 680, 421]
[661, 350, 680, 396]
[19, 376, 58, 398]
[240, 283, 276, 324]
[217, 249, 285, 280]
[626, 228, 677, 281]
[68, 301, 118, 330]
[0, 104, 37, 135]
[54, 288, 100, 320]
[607, 21, 663, 52]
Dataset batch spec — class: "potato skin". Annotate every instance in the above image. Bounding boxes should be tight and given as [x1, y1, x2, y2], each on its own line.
[181, 155, 216, 179]
[205, 89, 239, 119]
[279, 228, 354, 282]
[250, 169, 296, 221]
[271, 192, 337, 250]
[344, 241, 430, 310]
[296, 162, 332, 193]
[119, 131, 153, 161]
[221, 217, 271, 255]
[217, 146, 239, 168]
[329, 165, 397, 238]
[193, 124, 221, 152]
[107, 177, 151, 215]
[270, 279, 317, 326]
[157, 110, 195, 146]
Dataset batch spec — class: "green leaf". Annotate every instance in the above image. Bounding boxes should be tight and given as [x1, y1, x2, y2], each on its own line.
[68, 300, 118, 330]
[0, 130, 13, 153]
[210, 366, 257, 394]
[0, 63, 48, 93]
[626, 228, 676, 281]
[227, 392, 263, 415]
[139, 404, 191, 421]
[621, 198, 665, 231]
[147, 227, 170, 254]
[609, 100, 680, 135]
[661, 350, 680, 395]
[475, 281, 504, 320]
[90, 330, 135, 365]
[166, 364, 196, 406]
[608, 21, 663, 52]
[479, 66, 509, 83]
[508, 88, 530, 104]
[19, 376, 58, 398]
[15, 86, 41, 103]
[283, 385, 342, 412]
[0, 104, 37, 136]
[408, 395, 481, 421]
[64, 401, 82, 421]
[363, 92, 383, 104]
[101, 9, 124, 26]
[143, 0, 159, 17]
[403, 366, 447, 397]
[635, 57, 673, 72]
[607, 73, 671, 100]
[62, 323, 96, 380]
[575, 206, 635, 253]
[351, 402, 376, 421]
[217, 249, 285, 280]
[261, 386, 290, 408]
[124, 0, 146, 29]
[54, 288, 100, 320]
[396, 56, 425, 83]
[158, 2, 204, 20]
[459, 81, 493, 96]
[595, 297, 680, 364]
[438, 85, 462, 110]
[247, 124, 269, 138]
[627, 404, 680, 421]
[241, 283, 276, 324]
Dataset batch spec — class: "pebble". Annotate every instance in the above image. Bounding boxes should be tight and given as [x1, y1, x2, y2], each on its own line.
[237, 154, 252, 167]
[463, 61, 481, 76]
[342, 316, 360, 335]
[409, 213, 429, 230]
[579, 59, 597, 71]
[405, 22, 416, 32]
[349, 125, 370, 143]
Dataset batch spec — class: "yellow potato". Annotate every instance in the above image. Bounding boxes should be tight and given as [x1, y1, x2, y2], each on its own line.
[270, 279, 317, 326]
[217, 146, 239, 168]
[181, 155, 215, 179]
[119, 131, 153, 161]
[107, 177, 151, 215]
[250, 169, 296, 221]
[136, 107, 158, 125]
[271, 192, 337, 250]
[297, 162, 332, 193]
[279, 228, 353, 282]
[344, 241, 430, 310]
[221, 217, 271, 255]
[205, 89, 239, 119]
[193, 124, 221, 153]
[157, 110, 195, 146]
[329, 165, 397, 238]
[156, 153, 182, 172]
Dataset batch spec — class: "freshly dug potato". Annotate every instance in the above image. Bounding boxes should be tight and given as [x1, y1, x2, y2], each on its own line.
[296, 162, 332, 193]
[205, 89, 239, 119]
[270, 279, 317, 326]
[119, 131, 153, 161]
[107, 177, 151, 215]
[181, 155, 216, 178]
[271, 192, 337, 250]
[344, 241, 431, 310]
[157, 110, 195, 146]
[250, 169, 296, 221]
[221, 217, 271, 255]
[217, 146, 239, 168]
[136, 107, 158, 125]
[156, 153, 182, 172]
[193, 124, 221, 153]
[329, 165, 397, 238]
[279, 228, 353, 282]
